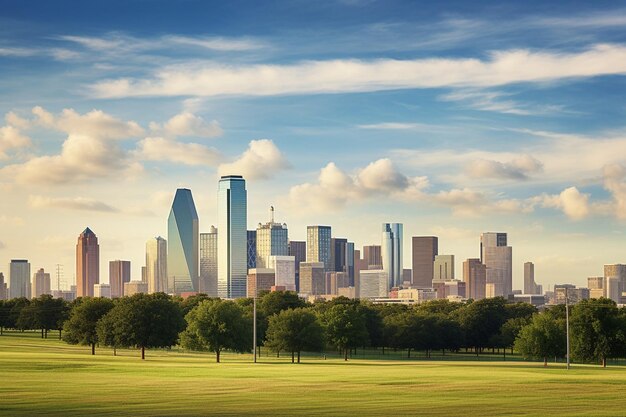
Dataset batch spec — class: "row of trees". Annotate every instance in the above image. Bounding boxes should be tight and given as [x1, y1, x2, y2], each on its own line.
[2, 292, 626, 366]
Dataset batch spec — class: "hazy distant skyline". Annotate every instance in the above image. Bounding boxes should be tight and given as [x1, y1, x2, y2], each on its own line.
[1, 1, 626, 290]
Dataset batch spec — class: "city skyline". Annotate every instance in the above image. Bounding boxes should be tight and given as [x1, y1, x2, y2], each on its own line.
[2, 1, 626, 289]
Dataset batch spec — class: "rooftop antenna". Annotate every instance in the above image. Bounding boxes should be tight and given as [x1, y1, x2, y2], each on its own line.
[270, 205, 275, 224]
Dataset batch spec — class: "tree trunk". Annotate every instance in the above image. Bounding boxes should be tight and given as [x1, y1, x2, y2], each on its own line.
[277, 350, 280, 358]
[291, 351, 295, 363]
[59, 329, 62, 339]
[544, 357, 547, 367]
[382, 346, 385, 355]
[91, 343, 95, 355]
[141, 346, 145, 360]
[1, 326, 3, 335]
[297, 351, 301, 363]
[216, 350, 220, 363]
[344, 349, 348, 361]
[603, 357, 607, 368]
[503, 349, 506, 361]
[113, 347, 117, 356]
[41, 328, 44, 338]
[408, 348, 411, 358]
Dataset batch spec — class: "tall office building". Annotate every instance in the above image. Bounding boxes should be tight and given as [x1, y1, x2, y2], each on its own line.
[523, 262, 541, 295]
[299, 262, 325, 296]
[306, 226, 332, 271]
[604, 264, 626, 301]
[359, 270, 388, 299]
[381, 223, 403, 288]
[76, 228, 99, 298]
[146, 236, 168, 294]
[463, 258, 486, 300]
[218, 175, 248, 298]
[433, 255, 454, 281]
[0, 273, 6, 300]
[269, 255, 296, 291]
[246, 268, 275, 297]
[9, 260, 31, 299]
[109, 260, 131, 298]
[247, 230, 257, 269]
[588, 276, 604, 299]
[256, 206, 289, 268]
[200, 227, 218, 297]
[167, 188, 199, 294]
[289, 241, 306, 291]
[329, 238, 355, 285]
[363, 245, 382, 268]
[32, 268, 51, 298]
[411, 236, 438, 288]
[93, 283, 111, 298]
[480, 232, 512, 297]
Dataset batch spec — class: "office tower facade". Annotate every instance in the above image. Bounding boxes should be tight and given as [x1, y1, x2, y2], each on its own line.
[325, 271, 350, 295]
[604, 264, 626, 301]
[588, 276, 604, 299]
[246, 268, 275, 297]
[0, 273, 6, 300]
[167, 188, 199, 294]
[32, 268, 51, 298]
[124, 281, 148, 296]
[10, 260, 32, 299]
[93, 283, 111, 298]
[218, 175, 248, 298]
[358, 270, 388, 299]
[433, 255, 455, 281]
[402, 269, 412, 284]
[76, 228, 99, 298]
[289, 240, 306, 291]
[463, 258, 486, 300]
[146, 236, 168, 294]
[247, 230, 257, 269]
[354, 249, 369, 295]
[523, 262, 541, 294]
[363, 245, 382, 268]
[256, 207, 289, 268]
[411, 236, 438, 288]
[269, 255, 296, 291]
[299, 262, 325, 296]
[381, 223, 403, 288]
[200, 227, 218, 297]
[480, 232, 512, 297]
[306, 226, 332, 271]
[606, 277, 621, 303]
[329, 238, 355, 285]
[109, 260, 131, 298]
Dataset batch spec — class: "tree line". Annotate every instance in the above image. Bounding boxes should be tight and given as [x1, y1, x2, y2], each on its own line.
[1, 292, 625, 366]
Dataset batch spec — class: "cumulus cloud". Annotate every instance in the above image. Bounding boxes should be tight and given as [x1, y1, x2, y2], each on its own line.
[466, 154, 543, 180]
[602, 163, 626, 220]
[137, 137, 221, 166]
[29, 195, 119, 212]
[0, 125, 31, 159]
[91, 44, 626, 98]
[32, 107, 144, 139]
[149, 112, 222, 138]
[218, 139, 290, 180]
[535, 187, 591, 220]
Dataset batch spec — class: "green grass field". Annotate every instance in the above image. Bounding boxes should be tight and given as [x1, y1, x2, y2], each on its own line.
[1, 331, 625, 416]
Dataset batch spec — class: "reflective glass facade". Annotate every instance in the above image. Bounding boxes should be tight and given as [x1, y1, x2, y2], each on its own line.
[167, 189, 199, 294]
[218, 176, 247, 298]
[146, 236, 167, 294]
[306, 226, 331, 271]
[200, 227, 218, 297]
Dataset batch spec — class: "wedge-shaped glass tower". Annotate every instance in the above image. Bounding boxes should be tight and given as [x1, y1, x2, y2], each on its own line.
[167, 188, 199, 294]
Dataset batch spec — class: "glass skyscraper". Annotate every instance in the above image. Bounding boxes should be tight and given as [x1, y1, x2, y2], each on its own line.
[256, 206, 288, 268]
[167, 188, 199, 294]
[382, 223, 403, 288]
[306, 226, 331, 271]
[200, 227, 218, 297]
[480, 232, 512, 297]
[218, 175, 247, 298]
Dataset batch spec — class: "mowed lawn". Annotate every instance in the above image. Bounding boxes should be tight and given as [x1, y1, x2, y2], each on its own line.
[1, 332, 625, 416]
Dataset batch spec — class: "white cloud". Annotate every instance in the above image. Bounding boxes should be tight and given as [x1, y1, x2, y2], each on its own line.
[137, 137, 221, 166]
[91, 44, 626, 98]
[440, 89, 566, 115]
[602, 164, 626, 220]
[466, 155, 543, 180]
[218, 139, 290, 180]
[164, 35, 266, 51]
[32, 107, 144, 139]
[29, 195, 119, 212]
[535, 187, 591, 220]
[0, 125, 31, 159]
[149, 112, 222, 138]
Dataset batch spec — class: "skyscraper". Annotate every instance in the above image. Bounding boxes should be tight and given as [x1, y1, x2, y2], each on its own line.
[411, 236, 438, 288]
[0, 273, 7, 300]
[32, 268, 51, 298]
[306, 226, 331, 271]
[463, 258, 486, 300]
[247, 230, 257, 269]
[523, 262, 541, 295]
[200, 227, 218, 297]
[289, 240, 306, 291]
[433, 255, 454, 281]
[381, 223, 403, 288]
[269, 255, 296, 291]
[329, 238, 355, 285]
[146, 236, 167, 294]
[299, 262, 325, 296]
[604, 264, 626, 301]
[480, 232, 512, 297]
[109, 260, 131, 298]
[363, 245, 382, 268]
[218, 175, 248, 298]
[167, 188, 199, 294]
[76, 228, 99, 298]
[256, 206, 289, 268]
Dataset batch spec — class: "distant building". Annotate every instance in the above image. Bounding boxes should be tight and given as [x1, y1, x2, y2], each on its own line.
[247, 268, 275, 297]
[588, 276, 604, 299]
[463, 258, 486, 300]
[167, 188, 199, 294]
[93, 283, 111, 298]
[0, 273, 6, 300]
[508, 294, 546, 306]
[554, 284, 589, 305]
[337, 286, 356, 299]
[353, 249, 369, 297]
[299, 262, 325, 296]
[9, 260, 31, 299]
[256, 206, 288, 268]
[146, 236, 168, 294]
[124, 281, 148, 296]
[432, 279, 466, 299]
[363, 245, 382, 268]
[76, 228, 99, 298]
[480, 232, 512, 297]
[200, 227, 218, 297]
[269, 255, 296, 291]
[402, 268, 412, 284]
[247, 230, 257, 269]
[359, 269, 388, 299]
[411, 236, 438, 288]
[109, 260, 131, 298]
[325, 271, 350, 295]
[604, 264, 626, 303]
[288, 240, 306, 292]
[330, 238, 355, 285]
[382, 223, 403, 288]
[306, 226, 332, 271]
[51, 289, 75, 301]
[433, 255, 454, 281]
[606, 277, 621, 304]
[523, 262, 542, 294]
[31, 268, 51, 298]
[373, 288, 437, 305]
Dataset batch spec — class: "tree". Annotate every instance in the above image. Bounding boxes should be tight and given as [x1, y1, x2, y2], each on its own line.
[179, 293, 213, 317]
[3, 298, 30, 331]
[103, 293, 185, 360]
[320, 303, 369, 360]
[18, 295, 68, 338]
[259, 291, 306, 318]
[455, 297, 507, 353]
[417, 299, 464, 316]
[96, 310, 121, 356]
[265, 308, 324, 363]
[514, 312, 565, 366]
[179, 299, 251, 362]
[63, 297, 114, 355]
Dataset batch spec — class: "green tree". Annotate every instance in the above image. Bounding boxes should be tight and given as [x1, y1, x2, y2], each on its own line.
[259, 291, 307, 318]
[455, 297, 507, 353]
[63, 297, 114, 355]
[320, 303, 369, 360]
[179, 299, 251, 362]
[96, 310, 121, 356]
[19, 295, 68, 338]
[514, 312, 565, 366]
[265, 308, 324, 363]
[3, 298, 30, 331]
[179, 293, 213, 317]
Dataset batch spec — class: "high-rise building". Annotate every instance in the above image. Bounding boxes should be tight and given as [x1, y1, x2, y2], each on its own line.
[200, 227, 218, 297]
[411, 236, 438, 288]
[10, 260, 31, 299]
[269, 255, 296, 291]
[247, 230, 257, 269]
[382, 223, 403, 288]
[358, 269, 388, 299]
[329, 238, 355, 285]
[146, 236, 168, 294]
[402, 269, 412, 284]
[256, 206, 289, 268]
[76, 228, 99, 298]
[433, 255, 454, 281]
[32, 268, 51, 298]
[523, 262, 541, 295]
[0, 273, 7, 300]
[325, 271, 350, 295]
[588, 276, 604, 299]
[109, 260, 131, 298]
[463, 258, 486, 300]
[299, 262, 325, 296]
[363, 245, 382, 268]
[167, 188, 199, 294]
[218, 175, 248, 299]
[124, 281, 148, 296]
[604, 264, 626, 301]
[306, 226, 331, 271]
[246, 268, 275, 297]
[480, 232, 512, 297]
[606, 277, 621, 303]
[93, 283, 111, 298]
[289, 241, 306, 291]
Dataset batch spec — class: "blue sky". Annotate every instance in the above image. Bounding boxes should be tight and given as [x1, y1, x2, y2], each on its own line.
[1, 0, 626, 290]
